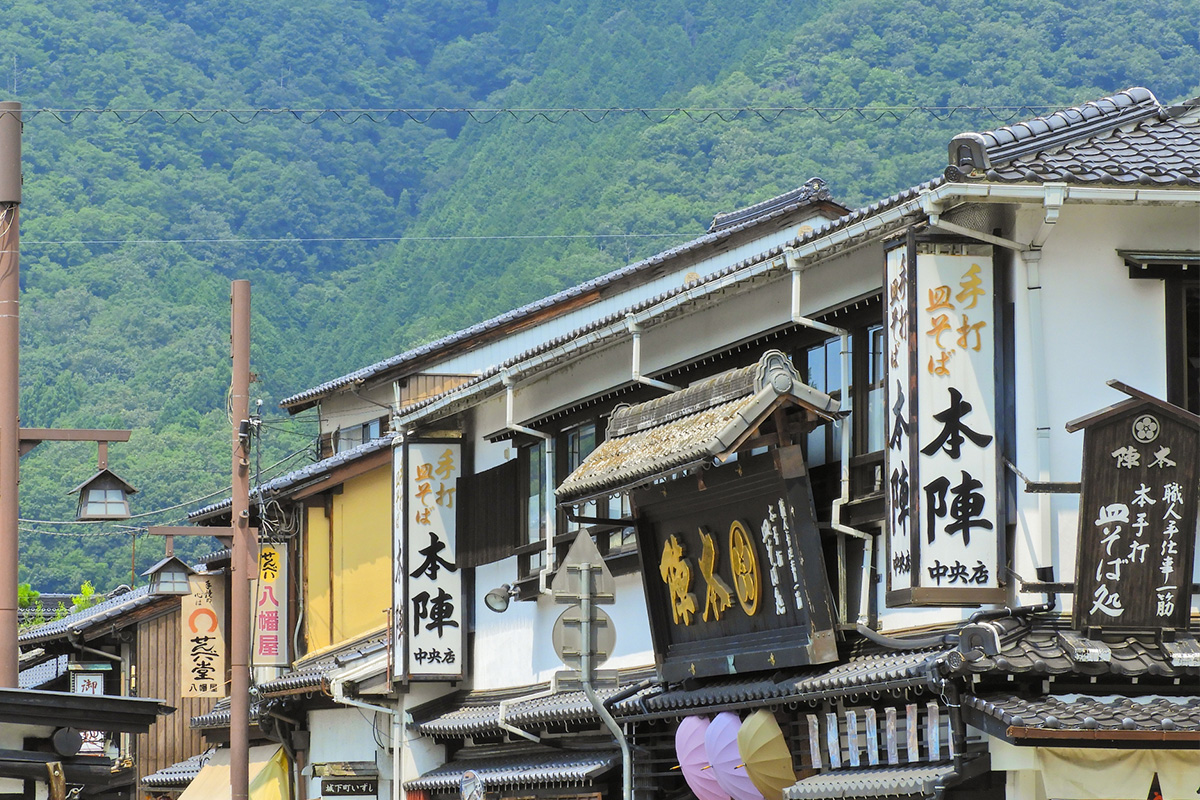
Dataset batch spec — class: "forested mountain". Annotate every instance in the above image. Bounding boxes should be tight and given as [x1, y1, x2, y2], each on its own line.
[6, 0, 1198, 591]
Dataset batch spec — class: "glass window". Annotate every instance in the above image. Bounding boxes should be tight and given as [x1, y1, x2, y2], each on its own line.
[805, 336, 850, 467]
[85, 488, 128, 518]
[565, 423, 597, 531]
[525, 439, 546, 546]
[866, 324, 886, 453]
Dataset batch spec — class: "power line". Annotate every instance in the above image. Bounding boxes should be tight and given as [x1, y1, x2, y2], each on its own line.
[6, 105, 1068, 126]
[21, 233, 693, 247]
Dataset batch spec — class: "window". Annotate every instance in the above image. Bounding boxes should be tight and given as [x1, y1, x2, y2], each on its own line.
[804, 336, 847, 467]
[521, 439, 548, 573]
[333, 416, 386, 453]
[1168, 280, 1199, 415]
[84, 488, 129, 518]
[564, 422, 597, 532]
[865, 324, 886, 453]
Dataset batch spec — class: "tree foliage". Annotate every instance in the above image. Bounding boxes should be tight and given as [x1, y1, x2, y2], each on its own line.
[5, 0, 1198, 590]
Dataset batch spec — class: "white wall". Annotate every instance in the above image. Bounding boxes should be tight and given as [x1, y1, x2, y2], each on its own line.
[472, 557, 654, 691]
[1007, 203, 1200, 615]
[307, 708, 389, 799]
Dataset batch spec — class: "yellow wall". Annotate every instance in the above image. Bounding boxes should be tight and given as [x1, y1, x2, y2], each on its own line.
[304, 464, 392, 651]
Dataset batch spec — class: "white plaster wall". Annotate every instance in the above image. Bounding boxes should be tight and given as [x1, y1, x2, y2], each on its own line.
[1007, 203, 1200, 616]
[472, 558, 654, 691]
[0, 724, 51, 797]
[307, 707, 389, 799]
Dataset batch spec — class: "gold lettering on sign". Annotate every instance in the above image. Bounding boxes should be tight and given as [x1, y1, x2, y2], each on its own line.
[660, 535, 697, 625]
[729, 520, 761, 616]
[698, 527, 733, 621]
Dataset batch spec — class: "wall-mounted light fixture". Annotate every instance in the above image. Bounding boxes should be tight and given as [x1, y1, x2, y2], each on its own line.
[484, 584, 518, 613]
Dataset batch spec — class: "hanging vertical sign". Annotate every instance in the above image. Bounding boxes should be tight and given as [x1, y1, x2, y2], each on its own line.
[391, 440, 406, 684]
[885, 243, 915, 595]
[401, 441, 464, 680]
[182, 573, 226, 697]
[70, 671, 107, 755]
[886, 241, 1005, 605]
[252, 544, 288, 667]
[1067, 390, 1200, 634]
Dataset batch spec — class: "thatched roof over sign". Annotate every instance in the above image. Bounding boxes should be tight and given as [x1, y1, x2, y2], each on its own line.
[556, 350, 839, 504]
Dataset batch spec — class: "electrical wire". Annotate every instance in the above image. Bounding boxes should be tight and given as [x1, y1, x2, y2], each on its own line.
[6, 105, 1071, 126]
[21, 232, 694, 246]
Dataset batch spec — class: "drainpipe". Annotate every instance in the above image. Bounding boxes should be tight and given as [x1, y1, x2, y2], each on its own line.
[625, 316, 681, 392]
[785, 249, 872, 626]
[394, 693, 406, 800]
[501, 370, 556, 595]
[578, 565, 633, 800]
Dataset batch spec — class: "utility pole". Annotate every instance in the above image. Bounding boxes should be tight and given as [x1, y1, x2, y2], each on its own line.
[230, 280, 253, 800]
[0, 101, 21, 688]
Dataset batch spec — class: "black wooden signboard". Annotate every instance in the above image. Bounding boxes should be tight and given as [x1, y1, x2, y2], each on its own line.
[632, 446, 838, 682]
[321, 777, 379, 796]
[1070, 394, 1200, 635]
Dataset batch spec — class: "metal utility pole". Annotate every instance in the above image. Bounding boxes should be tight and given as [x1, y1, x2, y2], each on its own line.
[230, 280, 253, 800]
[0, 100, 20, 688]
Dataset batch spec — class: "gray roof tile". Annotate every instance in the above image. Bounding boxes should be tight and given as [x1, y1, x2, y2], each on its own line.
[141, 748, 215, 789]
[556, 351, 838, 503]
[189, 434, 394, 519]
[405, 748, 617, 791]
[946, 88, 1200, 185]
[257, 628, 389, 697]
[784, 762, 959, 799]
[964, 692, 1200, 737]
[17, 585, 162, 646]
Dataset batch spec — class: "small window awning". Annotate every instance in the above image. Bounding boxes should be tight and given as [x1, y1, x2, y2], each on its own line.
[783, 762, 960, 799]
[556, 350, 838, 505]
[405, 748, 618, 792]
[176, 744, 289, 800]
[1119, 249, 1200, 278]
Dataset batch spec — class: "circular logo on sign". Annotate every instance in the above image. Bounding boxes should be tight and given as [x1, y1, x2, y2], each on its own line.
[729, 520, 760, 617]
[1132, 414, 1160, 443]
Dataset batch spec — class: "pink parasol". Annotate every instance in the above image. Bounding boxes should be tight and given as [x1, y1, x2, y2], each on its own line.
[704, 711, 765, 800]
[675, 716, 731, 800]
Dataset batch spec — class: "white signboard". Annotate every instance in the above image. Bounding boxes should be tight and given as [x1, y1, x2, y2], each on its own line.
[886, 243, 1003, 604]
[252, 544, 288, 667]
[70, 671, 106, 755]
[182, 573, 226, 697]
[885, 244, 914, 592]
[397, 441, 464, 680]
[391, 440, 405, 683]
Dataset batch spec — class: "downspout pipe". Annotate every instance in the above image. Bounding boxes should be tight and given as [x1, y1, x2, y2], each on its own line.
[625, 316, 681, 392]
[786, 249, 873, 626]
[501, 370, 556, 595]
[578, 565, 633, 800]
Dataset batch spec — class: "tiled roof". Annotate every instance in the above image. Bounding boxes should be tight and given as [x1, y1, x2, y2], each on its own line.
[393, 181, 936, 430]
[17, 585, 164, 646]
[19, 654, 66, 689]
[189, 434, 394, 519]
[938, 617, 1200, 680]
[556, 351, 838, 503]
[281, 179, 840, 412]
[190, 695, 268, 729]
[963, 692, 1200, 743]
[141, 748, 215, 789]
[405, 748, 618, 791]
[414, 684, 630, 738]
[257, 628, 389, 697]
[946, 87, 1200, 185]
[783, 762, 960, 799]
[614, 649, 944, 720]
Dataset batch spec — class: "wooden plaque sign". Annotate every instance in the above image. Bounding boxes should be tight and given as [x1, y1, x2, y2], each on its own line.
[1069, 391, 1200, 635]
[632, 447, 838, 681]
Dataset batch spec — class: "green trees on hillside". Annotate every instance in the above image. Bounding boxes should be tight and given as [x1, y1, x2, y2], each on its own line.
[5, 0, 1198, 590]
